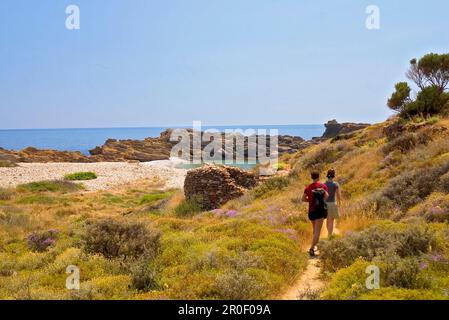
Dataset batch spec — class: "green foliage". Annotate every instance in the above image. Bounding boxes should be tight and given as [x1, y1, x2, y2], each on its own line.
[320, 223, 434, 273]
[302, 142, 352, 170]
[174, 198, 202, 217]
[0, 188, 14, 201]
[214, 270, 263, 300]
[253, 176, 290, 198]
[0, 160, 18, 167]
[64, 172, 97, 181]
[17, 180, 82, 193]
[17, 195, 57, 205]
[382, 131, 430, 155]
[378, 159, 449, 211]
[138, 191, 171, 206]
[387, 82, 411, 112]
[0, 206, 29, 227]
[130, 260, 160, 291]
[389, 53, 449, 117]
[83, 219, 161, 260]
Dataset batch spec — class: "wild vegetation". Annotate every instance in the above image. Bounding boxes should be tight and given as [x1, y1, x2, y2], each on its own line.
[1, 54, 449, 300]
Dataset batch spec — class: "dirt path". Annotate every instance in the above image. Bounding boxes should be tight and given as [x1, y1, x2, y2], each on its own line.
[280, 227, 340, 300]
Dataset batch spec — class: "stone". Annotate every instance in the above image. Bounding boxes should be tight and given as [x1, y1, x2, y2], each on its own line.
[184, 165, 258, 210]
[322, 120, 370, 139]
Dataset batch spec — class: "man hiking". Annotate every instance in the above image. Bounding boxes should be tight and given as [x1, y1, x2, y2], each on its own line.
[302, 171, 329, 257]
[324, 169, 342, 237]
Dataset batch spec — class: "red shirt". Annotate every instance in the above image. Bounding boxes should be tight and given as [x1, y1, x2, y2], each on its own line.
[304, 182, 328, 210]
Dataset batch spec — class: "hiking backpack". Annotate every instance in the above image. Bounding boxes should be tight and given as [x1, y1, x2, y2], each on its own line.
[311, 184, 328, 214]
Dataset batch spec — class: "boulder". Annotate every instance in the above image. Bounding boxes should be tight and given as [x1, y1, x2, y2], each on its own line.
[322, 120, 370, 139]
[184, 165, 258, 210]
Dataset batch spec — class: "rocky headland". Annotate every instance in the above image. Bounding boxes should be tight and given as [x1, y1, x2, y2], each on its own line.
[0, 120, 369, 164]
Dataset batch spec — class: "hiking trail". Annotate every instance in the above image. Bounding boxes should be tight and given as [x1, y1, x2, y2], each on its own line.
[279, 227, 340, 300]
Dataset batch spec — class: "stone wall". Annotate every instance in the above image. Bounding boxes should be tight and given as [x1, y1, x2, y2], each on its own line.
[184, 165, 258, 210]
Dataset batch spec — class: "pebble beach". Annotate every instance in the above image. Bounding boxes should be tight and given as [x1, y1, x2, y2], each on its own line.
[0, 159, 187, 191]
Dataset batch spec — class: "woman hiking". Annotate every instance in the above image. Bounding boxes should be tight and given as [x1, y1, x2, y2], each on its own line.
[302, 171, 329, 257]
[324, 169, 342, 237]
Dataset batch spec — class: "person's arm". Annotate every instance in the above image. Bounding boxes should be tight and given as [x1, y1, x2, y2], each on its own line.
[336, 186, 342, 206]
[302, 192, 308, 203]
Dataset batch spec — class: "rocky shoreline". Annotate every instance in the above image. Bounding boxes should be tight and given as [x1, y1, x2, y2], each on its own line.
[0, 120, 369, 164]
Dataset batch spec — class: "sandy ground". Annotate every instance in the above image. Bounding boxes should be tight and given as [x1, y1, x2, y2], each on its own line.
[0, 158, 187, 191]
[280, 228, 340, 300]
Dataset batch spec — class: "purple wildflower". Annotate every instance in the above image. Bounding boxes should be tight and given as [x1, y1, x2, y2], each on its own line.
[226, 210, 238, 218]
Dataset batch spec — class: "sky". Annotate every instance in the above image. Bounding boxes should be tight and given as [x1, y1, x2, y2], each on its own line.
[1, 0, 449, 129]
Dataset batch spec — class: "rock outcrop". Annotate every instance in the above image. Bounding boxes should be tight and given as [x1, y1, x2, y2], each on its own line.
[322, 120, 370, 139]
[184, 165, 258, 210]
[89, 138, 172, 162]
[0, 147, 92, 163]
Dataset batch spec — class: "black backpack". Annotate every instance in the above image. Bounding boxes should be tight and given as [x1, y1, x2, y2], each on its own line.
[311, 184, 328, 214]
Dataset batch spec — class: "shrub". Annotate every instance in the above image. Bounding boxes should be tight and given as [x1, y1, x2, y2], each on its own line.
[0, 206, 29, 227]
[380, 255, 429, 289]
[439, 172, 449, 192]
[302, 142, 352, 169]
[0, 188, 14, 201]
[214, 270, 263, 300]
[382, 131, 430, 155]
[379, 160, 449, 211]
[27, 230, 59, 252]
[130, 260, 160, 291]
[174, 198, 202, 217]
[0, 160, 17, 167]
[406, 193, 449, 223]
[64, 172, 97, 181]
[320, 223, 434, 273]
[83, 219, 161, 260]
[253, 176, 290, 198]
[17, 180, 82, 193]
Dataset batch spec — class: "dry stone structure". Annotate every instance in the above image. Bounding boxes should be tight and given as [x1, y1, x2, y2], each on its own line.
[184, 165, 258, 210]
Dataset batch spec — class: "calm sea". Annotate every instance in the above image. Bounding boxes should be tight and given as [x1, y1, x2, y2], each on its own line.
[0, 125, 324, 155]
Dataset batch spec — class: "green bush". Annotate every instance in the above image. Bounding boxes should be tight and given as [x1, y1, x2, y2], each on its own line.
[253, 176, 290, 198]
[382, 131, 430, 155]
[174, 198, 202, 217]
[379, 160, 449, 211]
[0, 206, 29, 227]
[302, 142, 352, 169]
[64, 172, 97, 181]
[17, 180, 82, 193]
[214, 270, 263, 300]
[0, 160, 17, 168]
[0, 188, 14, 201]
[138, 192, 171, 206]
[320, 223, 434, 273]
[83, 219, 161, 260]
[130, 260, 160, 291]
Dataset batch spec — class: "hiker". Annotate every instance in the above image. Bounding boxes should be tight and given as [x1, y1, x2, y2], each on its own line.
[324, 169, 342, 237]
[302, 171, 329, 257]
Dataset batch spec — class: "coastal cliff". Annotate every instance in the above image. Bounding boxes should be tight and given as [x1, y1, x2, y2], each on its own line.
[0, 121, 369, 163]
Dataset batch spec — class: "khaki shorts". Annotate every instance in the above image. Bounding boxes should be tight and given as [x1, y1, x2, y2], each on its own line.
[326, 202, 340, 219]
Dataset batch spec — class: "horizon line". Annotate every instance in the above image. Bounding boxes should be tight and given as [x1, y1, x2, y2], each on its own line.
[0, 123, 330, 131]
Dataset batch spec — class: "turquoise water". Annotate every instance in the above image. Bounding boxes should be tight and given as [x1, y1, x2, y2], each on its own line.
[0, 125, 324, 155]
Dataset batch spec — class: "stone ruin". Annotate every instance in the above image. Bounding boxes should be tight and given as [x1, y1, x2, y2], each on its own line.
[184, 165, 258, 210]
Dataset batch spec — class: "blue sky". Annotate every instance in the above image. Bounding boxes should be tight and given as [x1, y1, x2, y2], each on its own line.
[1, 0, 449, 129]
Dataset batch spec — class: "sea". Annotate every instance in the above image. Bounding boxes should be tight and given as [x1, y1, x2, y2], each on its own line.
[0, 125, 324, 155]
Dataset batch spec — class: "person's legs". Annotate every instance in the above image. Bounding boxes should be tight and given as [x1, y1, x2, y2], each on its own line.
[327, 217, 334, 237]
[309, 220, 316, 251]
[311, 218, 324, 250]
